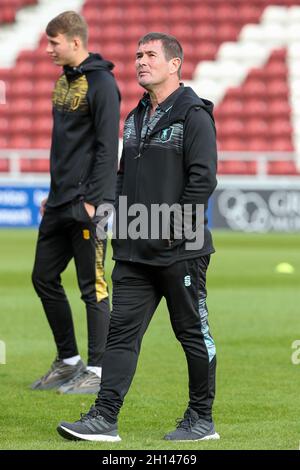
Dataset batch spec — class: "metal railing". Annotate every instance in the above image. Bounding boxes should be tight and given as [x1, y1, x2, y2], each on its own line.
[0, 149, 298, 179]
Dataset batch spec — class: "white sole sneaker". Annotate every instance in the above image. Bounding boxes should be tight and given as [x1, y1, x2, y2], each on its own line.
[57, 425, 121, 442]
[168, 432, 220, 442]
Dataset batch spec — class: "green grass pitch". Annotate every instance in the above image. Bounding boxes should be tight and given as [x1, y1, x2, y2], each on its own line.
[0, 229, 299, 450]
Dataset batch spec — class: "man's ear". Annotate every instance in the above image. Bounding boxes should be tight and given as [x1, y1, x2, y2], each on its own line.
[169, 57, 181, 75]
[73, 37, 81, 50]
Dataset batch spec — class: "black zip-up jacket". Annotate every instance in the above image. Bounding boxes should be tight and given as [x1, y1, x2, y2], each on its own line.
[47, 53, 120, 208]
[112, 86, 218, 266]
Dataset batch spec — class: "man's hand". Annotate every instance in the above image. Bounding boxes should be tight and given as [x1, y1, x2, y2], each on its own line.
[84, 202, 96, 219]
[40, 198, 48, 216]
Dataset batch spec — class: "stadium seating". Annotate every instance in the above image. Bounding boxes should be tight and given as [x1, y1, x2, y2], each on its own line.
[0, 0, 38, 25]
[1, 0, 300, 176]
[216, 48, 294, 155]
[20, 157, 49, 172]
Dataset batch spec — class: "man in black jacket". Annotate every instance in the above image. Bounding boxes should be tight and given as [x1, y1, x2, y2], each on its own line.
[31, 11, 120, 394]
[57, 33, 219, 440]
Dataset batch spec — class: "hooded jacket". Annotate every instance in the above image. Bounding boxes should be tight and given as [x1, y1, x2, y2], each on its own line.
[47, 53, 120, 208]
[112, 86, 218, 266]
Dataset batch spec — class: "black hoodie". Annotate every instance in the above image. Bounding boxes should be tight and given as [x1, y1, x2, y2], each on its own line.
[112, 86, 218, 266]
[47, 53, 120, 208]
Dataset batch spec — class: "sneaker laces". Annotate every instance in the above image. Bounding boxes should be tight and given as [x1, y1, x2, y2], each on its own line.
[175, 409, 198, 431]
[79, 406, 101, 422]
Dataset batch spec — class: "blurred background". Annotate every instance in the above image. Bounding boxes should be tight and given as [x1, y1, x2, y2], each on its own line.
[1, 1, 300, 450]
[1, 0, 300, 231]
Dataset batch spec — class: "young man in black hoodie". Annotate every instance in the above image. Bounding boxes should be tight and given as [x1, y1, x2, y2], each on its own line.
[57, 33, 219, 440]
[31, 11, 120, 394]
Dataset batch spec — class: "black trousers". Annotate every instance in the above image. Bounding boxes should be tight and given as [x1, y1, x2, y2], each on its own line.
[96, 255, 216, 421]
[32, 199, 110, 366]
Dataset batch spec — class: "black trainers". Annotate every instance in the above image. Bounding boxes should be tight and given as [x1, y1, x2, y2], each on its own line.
[57, 406, 121, 442]
[30, 358, 86, 390]
[57, 369, 101, 395]
[164, 408, 220, 441]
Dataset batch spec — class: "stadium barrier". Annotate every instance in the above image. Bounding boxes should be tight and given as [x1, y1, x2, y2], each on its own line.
[1, 150, 300, 232]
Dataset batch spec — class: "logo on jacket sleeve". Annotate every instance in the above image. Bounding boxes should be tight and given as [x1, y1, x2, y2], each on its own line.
[160, 127, 173, 142]
[184, 275, 191, 287]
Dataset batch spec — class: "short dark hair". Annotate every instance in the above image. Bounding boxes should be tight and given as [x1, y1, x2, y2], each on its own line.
[46, 11, 88, 48]
[138, 32, 183, 78]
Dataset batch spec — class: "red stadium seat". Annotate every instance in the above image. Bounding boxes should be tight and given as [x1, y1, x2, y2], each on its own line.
[194, 43, 218, 61]
[31, 136, 51, 149]
[268, 161, 298, 175]
[265, 62, 287, 80]
[168, 6, 191, 22]
[181, 61, 195, 80]
[268, 100, 291, 118]
[171, 25, 193, 42]
[101, 43, 126, 60]
[218, 160, 257, 175]
[192, 5, 215, 22]
[238, 4, 263, 24]
[243, 80, 267, 98]
[247, 119, 269, 137]
[271, 139, 294, 152]
[0, 117, 9, 132]
[8, 135, 32, 148]
[144, 6, 169, 22]
[17, 50, 37, 62]
[216, 99, 244, 118]
[246, 139, 271, 152]
[193, 25, 216, 42]
[13, 61, 34, 78]
[215, 24, 240, 43]
[122, 25, 148, 41]
[218, 119, 245, 139]
[31, 80, 53, 98]
[267, 80, 289, 99]
[7, 98, 33, 115]
[215, 5, 238, 23]
[0, 136, 8, 148]
[10, 117, 32, 134]
[270, 119, 293, 138]
[8, 79, 34, 98]
[32, 117, 53, 135]
[0, 158, 9, 171]
[120, 7, 145, 22]
[243, 99, 268, 118]
[218, 137, 245, 151]
[20, 158, 49, 173]
[31, 98, 52, 116]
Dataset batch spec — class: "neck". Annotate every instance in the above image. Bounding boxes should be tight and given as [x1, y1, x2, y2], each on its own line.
[68, 51, 89, 67]
[148, 82, 180, 113]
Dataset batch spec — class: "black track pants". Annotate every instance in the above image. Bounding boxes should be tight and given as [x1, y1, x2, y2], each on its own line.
[96, 256, 216, 421]
[32, 199, 110, 366]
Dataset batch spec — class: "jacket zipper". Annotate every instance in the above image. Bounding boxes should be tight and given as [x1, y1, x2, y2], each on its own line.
[62, 80, 71, 114]
[129, 113, 144, 261]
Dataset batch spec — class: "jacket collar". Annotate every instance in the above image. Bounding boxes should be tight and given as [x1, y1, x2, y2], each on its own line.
[133, 86, 214, 137]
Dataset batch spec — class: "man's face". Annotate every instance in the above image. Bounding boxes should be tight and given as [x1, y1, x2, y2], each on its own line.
[46, 33, 76, 66]
[136, 40, 176, 89]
